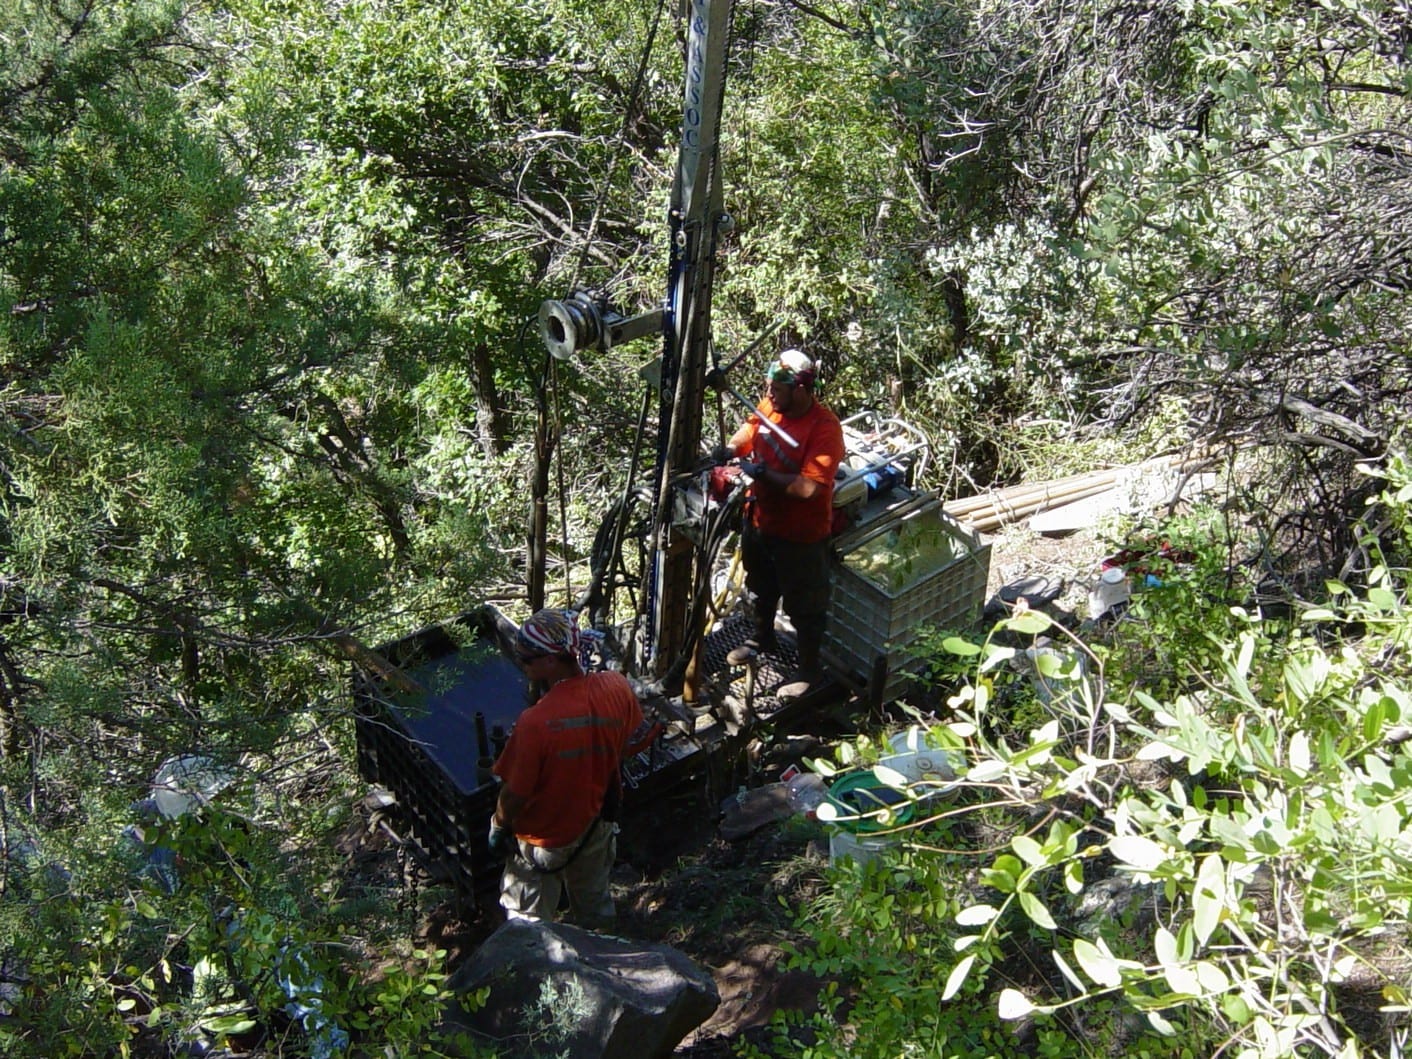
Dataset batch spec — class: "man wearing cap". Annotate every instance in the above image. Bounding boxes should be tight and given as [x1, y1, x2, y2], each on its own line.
[721, 349, 845, 700]
[488, 607, 644, 925]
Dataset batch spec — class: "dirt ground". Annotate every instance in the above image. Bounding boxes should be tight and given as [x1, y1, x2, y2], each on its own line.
[349, 521, 1115, 1056]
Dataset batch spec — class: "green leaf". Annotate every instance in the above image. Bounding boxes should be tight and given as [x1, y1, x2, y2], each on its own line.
[981, 867, 1018, 892]
[1222, 994, 1252, 1023]
[1018, 890, 1057, 930]
[1072, 938, 1121, 988]
[956, 903, 1000, 926]
[997, 988, 1035, 1019]
[942, 954, 976, 1001]
[942, 636, 981, 656]
[204, 1015, 258, 1035]
[1363, 698, 1387, 743]
[1001, 611, 1051, 636]
[1368, 587, 1398, 611]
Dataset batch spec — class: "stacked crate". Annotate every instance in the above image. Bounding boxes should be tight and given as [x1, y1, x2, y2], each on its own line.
[353, 608, 520, 907]
[824, 495, 991, 705]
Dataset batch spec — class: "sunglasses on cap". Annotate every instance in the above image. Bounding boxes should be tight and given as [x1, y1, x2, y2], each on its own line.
[767, 365, 798, 385]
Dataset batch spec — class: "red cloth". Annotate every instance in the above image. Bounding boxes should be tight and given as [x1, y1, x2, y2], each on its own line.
[492, 671, 644, 848]
[736, 396, 844, 543]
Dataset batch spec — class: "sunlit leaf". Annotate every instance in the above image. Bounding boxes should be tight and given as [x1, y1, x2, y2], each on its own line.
[956, 904, 1000, 926]
[872, 763, 910, 790]
[1018, 891, 1056, 929]
[997, 988, 1034, 1019]
[1011, 834, 1045, 866]
[1072, 938, 1121, 988]
[1162, 961, 1200, 996]
[1194, 961, 1229, 993]
[1110, 834, 1166, 871]
[1288, 730, 1311, 775]
[979, 646, 1016, 673]
[966, 759, 1007, 783]
[942, 953, 975, 1000]
[1154, 926, 1178, 968]
[1146, 1010, 1177, 1035]
[1192, 853, 1225, 946]
[1052, 949, 1084, 992]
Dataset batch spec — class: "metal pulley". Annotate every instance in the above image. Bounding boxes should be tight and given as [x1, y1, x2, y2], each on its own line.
[538, 291, 665, 360]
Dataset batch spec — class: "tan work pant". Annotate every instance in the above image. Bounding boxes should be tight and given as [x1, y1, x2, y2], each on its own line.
[499, 818, 618, 926]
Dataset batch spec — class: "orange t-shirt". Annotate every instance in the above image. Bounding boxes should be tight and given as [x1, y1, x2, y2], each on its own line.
[736, 396, 844, 543]
[492, 671, 644, 848]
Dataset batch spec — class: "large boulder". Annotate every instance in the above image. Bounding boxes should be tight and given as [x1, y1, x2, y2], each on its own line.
[441, 919, 719, 1058]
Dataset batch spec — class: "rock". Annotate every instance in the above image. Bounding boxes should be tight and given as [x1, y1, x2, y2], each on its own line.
[440, 919, 719, 1058]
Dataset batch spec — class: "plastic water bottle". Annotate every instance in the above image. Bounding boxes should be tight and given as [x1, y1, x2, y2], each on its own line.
[785, 773, 826, 815]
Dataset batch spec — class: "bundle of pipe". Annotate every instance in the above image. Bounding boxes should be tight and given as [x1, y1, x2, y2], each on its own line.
[943, 470, 1119, 534]
[942, 453, 1216, 535]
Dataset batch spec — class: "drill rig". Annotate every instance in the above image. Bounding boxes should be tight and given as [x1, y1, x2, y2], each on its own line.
[353, 0, 989, 910]
[534, 0, 739, 703]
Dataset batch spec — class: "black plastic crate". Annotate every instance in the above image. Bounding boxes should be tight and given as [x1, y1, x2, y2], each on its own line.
[353, 607, 527, 905]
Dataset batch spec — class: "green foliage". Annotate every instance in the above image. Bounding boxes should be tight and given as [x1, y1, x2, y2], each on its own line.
[770, 454, 1412, 1057]
[0, 787, 479, 1058]
[1101, 507, 1266, 698]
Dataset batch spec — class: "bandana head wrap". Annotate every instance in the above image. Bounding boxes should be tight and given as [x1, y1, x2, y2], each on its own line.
[516, 608, 581, 659]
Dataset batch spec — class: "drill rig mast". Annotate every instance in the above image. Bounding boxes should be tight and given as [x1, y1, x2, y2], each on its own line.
[537, 0, 735, 692]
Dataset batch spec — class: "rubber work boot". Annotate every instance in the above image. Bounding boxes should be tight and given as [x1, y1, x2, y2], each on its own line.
[726, 624, 779, 667]
[776, 617, 825, 701]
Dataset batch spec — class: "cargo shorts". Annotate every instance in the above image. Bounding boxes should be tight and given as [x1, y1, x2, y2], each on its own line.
[740, 527, 834, 621]
[499, 818, 618, 925]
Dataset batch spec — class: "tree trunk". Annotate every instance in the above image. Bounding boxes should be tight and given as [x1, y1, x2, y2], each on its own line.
[471, 341, 513, 458]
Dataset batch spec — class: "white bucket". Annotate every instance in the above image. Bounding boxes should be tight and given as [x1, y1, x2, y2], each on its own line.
[828, 829, 897, 868]
[878, 727, 960, 802]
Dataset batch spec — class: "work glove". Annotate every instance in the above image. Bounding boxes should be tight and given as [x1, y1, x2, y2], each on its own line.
[739, 461, 767, 480]
[710, 444, 733, 465]
[487, 820, 511, 858]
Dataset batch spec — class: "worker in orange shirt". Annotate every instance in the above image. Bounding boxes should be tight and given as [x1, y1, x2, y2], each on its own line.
[721, 349, 844, 700]
[489, 608, 644, 925]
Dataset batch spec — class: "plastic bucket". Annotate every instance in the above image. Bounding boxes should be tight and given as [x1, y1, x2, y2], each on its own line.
[828, 829, 896, 867]
[880, 728, 959, 783]
[825, 771, 915, 835]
